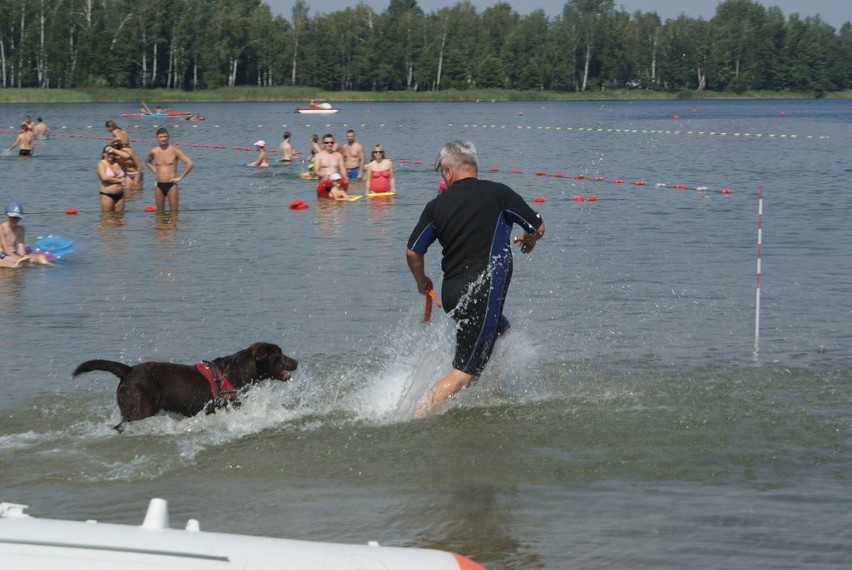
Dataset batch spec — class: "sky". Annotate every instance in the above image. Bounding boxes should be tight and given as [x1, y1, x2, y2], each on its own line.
[263, 0, 851, 29]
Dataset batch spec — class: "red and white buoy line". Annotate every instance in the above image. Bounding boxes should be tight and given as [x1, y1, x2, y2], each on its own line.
[10, 130, 735, 202]
[753, 184, 765, 358]
[393, 159, 735, 201]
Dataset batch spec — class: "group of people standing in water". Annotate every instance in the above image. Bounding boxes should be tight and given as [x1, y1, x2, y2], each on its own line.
[10, 114, 399, 214]
[98, 120, 193, 213]
[246, 128, 398, 199]
[293, 129, 396, 199]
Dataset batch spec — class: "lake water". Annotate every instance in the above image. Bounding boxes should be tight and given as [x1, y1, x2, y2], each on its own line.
[1, 99, 850, 568]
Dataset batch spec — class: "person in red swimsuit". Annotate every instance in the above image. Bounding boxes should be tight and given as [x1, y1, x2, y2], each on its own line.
[364, 145, 396, 194]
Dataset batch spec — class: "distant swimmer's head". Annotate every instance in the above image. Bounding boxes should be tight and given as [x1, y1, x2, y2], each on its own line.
[5, 202, 24, 219]
[254, 140, 266, 148]
[283, 131, 291, 140]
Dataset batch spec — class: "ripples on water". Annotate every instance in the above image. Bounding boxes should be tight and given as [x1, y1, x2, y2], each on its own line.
[0, 100, 850, 568]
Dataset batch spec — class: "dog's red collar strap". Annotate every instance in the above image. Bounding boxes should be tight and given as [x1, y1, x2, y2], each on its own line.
[195, 361, 239, 402]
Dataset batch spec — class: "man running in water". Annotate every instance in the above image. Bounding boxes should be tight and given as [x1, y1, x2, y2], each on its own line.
[406, 140, 545, 417]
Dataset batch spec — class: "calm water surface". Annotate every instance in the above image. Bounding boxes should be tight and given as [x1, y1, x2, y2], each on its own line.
[0, 100, 850, 568]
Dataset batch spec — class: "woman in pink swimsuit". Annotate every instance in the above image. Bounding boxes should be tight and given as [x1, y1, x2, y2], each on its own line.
[97, 145, 129, 212]
[364, 145, 396, 195]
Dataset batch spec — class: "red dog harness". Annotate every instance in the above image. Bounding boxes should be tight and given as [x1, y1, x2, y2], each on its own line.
[195, 361, 239, 402]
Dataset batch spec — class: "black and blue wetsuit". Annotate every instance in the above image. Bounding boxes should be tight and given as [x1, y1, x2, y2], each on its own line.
[407, 177, 543, 375]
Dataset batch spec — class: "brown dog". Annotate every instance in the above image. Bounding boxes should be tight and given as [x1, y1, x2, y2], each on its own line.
[73, 342, 297, 431]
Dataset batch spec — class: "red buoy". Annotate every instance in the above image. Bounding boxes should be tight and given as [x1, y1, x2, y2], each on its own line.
[65, 208, 78, 215]
[533, 197, 545, 203]
[144, 206, 157, 212]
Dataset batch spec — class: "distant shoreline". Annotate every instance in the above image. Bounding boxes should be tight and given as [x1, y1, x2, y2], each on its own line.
[2, 87, 850, 105]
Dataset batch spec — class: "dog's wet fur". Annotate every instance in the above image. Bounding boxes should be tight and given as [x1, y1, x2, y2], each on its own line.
[73, 342, 297, 431]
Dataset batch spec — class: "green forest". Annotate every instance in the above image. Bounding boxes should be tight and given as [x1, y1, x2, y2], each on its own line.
[1, 0, 850, 95]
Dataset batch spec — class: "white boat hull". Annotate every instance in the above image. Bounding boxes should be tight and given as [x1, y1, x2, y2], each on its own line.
[0, 499, 486, 569]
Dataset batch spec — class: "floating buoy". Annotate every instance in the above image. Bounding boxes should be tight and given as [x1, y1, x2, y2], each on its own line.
[673, 183, 686, 189]
[633, 181, 646, 186]
[488, 167, 499, 173]
[535, 171, 546, 176]
[144, 206, 157, 212]
[673, 114, 680, 120]
[574, 174, 585, 180]
[511, 169, 522, 174]
[289, 200, 305, 210]
[517, 111, 524, 116]
[533, 197, 545, 203]
[573, 195, 585, 202]
[413, 160, 422, 165]
[593, 176, 605, 182]
[552, 173, 564, 178]
[587, 195, 599, 201]
[719, 188, 733, 194]
[65, 208, 78, 215]
[613, 179, 624, 184]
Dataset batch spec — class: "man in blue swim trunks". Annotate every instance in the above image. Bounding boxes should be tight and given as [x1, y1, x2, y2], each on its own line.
[341, 129, 364, 180]
[406, 140, 545, 417]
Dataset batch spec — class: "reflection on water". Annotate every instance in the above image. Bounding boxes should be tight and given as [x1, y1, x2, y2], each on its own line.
[0, 267, 25, 304]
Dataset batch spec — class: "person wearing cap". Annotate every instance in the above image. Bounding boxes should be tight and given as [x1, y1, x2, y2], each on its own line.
[0, 202, 52, 267]
[249, 140, 269, 168]
[406, 140, 545, 417]
[326, 173, 351, 200]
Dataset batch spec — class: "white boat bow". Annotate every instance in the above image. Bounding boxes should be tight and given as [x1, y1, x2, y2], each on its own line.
[0, 498, 487, 569]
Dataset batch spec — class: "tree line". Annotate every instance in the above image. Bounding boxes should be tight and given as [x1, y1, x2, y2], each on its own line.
[1, 0, 850, 95]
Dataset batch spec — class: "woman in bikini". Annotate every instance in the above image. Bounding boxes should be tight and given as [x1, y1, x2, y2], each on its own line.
[97, 145, 129, 212]
[364, 145, 396, 195]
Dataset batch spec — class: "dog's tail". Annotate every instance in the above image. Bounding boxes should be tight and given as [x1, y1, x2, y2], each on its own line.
[72, 360, 132, 380]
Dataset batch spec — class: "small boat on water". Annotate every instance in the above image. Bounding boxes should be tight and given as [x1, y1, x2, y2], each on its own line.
[0, 498, 488, 570]
[121, 111, 193, 118]
[296, 101, 340, 114]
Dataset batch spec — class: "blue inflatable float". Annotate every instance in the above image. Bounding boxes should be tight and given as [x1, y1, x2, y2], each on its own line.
[30, 230, 90, 260]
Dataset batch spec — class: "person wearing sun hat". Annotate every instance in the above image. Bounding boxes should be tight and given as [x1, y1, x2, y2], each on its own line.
[249, 140, 269, 168]
[0, 202, 52, 267]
